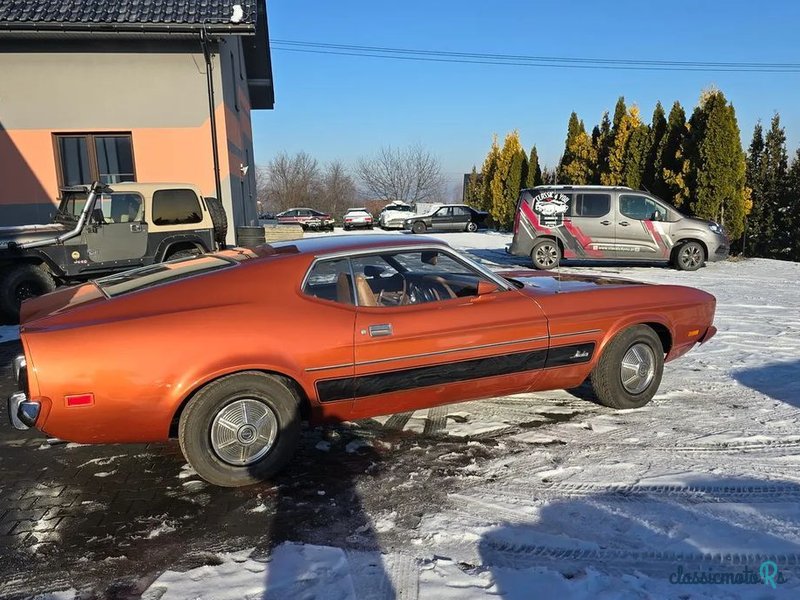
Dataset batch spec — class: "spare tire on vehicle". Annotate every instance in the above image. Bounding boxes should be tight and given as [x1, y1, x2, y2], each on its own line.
[236, 225, 266, 249]
[204, 197, 228, 248]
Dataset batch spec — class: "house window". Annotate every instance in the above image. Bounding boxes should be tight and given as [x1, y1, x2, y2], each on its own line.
[54, 133, 136, 187]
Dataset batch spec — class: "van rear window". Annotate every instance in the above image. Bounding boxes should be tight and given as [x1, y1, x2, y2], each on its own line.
[95, 256, 234, 297]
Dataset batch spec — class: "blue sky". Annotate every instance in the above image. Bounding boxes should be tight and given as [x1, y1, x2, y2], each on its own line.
[254, 0, 800, 194]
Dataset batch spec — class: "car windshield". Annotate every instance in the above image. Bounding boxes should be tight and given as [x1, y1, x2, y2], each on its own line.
[95, 255, 235, 297]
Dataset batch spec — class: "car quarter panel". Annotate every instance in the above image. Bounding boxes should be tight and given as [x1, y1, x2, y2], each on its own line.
[21, 254, 355, 443]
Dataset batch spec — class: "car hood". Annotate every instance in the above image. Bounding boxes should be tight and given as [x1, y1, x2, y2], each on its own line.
[0, 223, 69, 249]
[499, 269, 648, 295]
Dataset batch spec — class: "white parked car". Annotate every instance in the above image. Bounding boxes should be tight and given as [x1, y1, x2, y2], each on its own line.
[378, 201, 415, 229]
[342, 208, 373, 230]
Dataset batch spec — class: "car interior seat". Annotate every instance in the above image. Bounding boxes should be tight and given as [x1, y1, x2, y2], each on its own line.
[354, 274, 378, 307]
[336, 272, 353, 305]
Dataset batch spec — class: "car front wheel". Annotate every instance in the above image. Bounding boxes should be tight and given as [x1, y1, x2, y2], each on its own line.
[590, 325, 664, 409]
[531, 238, 561, 269]
[412, 221, 426, 234]
[178, 372, 301, 487]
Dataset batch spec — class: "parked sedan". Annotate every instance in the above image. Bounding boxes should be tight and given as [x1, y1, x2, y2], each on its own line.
[378, 201, 415, 229]
[404, 204, 488, 234]
[8, 235, 716, 487]
[276, 208, 335, 231]
[342, 208, 373, 230]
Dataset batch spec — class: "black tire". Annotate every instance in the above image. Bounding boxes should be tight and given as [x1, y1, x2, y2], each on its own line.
[590, 325, 665, 410]
[166, 248, 201, 261]
[466, 221, 478, 233]
[343, 225, 351, 231]
[204, 197, 228, 248]
[674, 241, 705, 271]
[411, 221, 426, 234]
[0, 264, 56, 323]
[178, 371, 302, 487]
[531, 238, 561, 270]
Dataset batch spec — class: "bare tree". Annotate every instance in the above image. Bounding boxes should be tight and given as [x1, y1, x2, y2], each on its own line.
[319, 160, 358, 217]
[356, 143, 444, 205]
[260, 151, 321, 213]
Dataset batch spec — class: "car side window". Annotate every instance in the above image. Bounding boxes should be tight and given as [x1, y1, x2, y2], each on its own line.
[152, 189, 203, 225]
[302, 258, 354, 305]
[349, 249, 493, 307]
[572, 193, 610, 218]
[452, 206, 469, 216]
[619, 195, 666, 221]
[436, 207, 451, 217]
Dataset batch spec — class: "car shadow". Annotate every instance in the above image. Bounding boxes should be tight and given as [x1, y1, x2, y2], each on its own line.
[732, 360, 800, 408]
[477, 475, 800, 597]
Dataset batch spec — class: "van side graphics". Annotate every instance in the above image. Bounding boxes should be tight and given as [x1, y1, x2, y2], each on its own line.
[315, 342, 596, 403]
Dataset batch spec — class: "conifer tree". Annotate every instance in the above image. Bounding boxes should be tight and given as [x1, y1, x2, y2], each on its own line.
[743, 123, 765, 255]
[658, 101, 691, 207]
[464, 166, 482, 209]
[761, 115, 789, 257]
[643, 102, 667, 195]
[688, 89, 748, 239]
[526, 146, 543, 188]
[490, 131, 527, 229]
[786, 149, 800, 261]
[559, 113, 595, 184]
[593, 112, 612, 184]
[603, 104, 640, 186]
[478, 136, 500, 213]
[623, 106, 650, 189]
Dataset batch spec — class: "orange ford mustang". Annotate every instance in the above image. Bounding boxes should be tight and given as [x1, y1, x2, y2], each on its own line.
[7, 235, 717, 487]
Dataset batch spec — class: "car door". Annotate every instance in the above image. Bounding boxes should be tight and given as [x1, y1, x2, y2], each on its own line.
[561, 192, 615, 260]
[450, 206, 471, 231]
[430, 207, 453, 230]
[347, 248, 549, 420]
[83, 192, 148, 263]
[616, 194, 671, 259]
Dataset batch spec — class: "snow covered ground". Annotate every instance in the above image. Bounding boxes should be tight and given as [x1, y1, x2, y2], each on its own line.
[17, 229, 800, 599]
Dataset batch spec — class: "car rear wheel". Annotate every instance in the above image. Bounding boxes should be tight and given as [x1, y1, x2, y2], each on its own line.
[166, 248, 201, 261]
[178, 372, 301, 487]
[531, 238, 560, 269]
[590, 325, 664, 409]
[412, 221, 426, 234]
[674, 241, 705, 271]
[466, 222, 478, 232]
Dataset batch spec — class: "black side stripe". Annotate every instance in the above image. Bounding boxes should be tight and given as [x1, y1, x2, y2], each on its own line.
[316, 342, 595, 403]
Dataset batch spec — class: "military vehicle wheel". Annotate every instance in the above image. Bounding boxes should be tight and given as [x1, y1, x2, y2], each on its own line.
[0, 264, 56, 323]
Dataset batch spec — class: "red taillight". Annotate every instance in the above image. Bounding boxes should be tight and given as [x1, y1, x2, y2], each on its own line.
[65, 393, 94, 407]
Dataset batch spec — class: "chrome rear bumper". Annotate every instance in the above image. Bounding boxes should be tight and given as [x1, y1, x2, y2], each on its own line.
[8, 354, 39, 430]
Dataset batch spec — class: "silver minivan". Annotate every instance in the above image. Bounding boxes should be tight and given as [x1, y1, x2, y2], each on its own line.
[507, 185, 729, 271]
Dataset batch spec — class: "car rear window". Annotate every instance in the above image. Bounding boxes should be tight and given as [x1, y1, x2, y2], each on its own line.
[95, 255, 234, 297]
[152, 189, 203, 225]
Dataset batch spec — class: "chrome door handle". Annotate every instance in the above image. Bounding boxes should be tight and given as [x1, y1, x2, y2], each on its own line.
[619, 221, 630, 226]
[600, 220, 611, 226]
[368, 324, 393, 337]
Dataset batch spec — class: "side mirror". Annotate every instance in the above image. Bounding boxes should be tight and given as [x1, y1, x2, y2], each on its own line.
[476, 280, 500, 296]
[91, 208, 105, 224]
[651, 211, 663, 222]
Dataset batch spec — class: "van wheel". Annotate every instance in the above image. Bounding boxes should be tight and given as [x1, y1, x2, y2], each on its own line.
[412, 221, 426, 234]
[674, 242, 705, 271]
[0, 264, 56, 323]
[531, 239, 560, 269]
[178, 372, 301, 487]
[590, 325, 664, 409]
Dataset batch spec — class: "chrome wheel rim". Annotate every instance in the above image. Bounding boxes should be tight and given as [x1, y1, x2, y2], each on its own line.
[467, 222, 477, 232]
[680, 245, 702, 269]
[534, 243, 558, 267]
[210, 399, 278, 466]
[620, 343, 656, 394]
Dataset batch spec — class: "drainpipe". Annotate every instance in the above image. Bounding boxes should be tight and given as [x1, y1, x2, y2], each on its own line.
[200, 28, 224, 206]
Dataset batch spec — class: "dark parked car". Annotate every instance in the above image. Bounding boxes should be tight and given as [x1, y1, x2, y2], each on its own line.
[276, 208, 335, 231]
[404, 204, 488, 234]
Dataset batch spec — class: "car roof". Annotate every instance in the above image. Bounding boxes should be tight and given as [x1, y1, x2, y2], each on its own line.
[345, 207, 369, 211]
[268, 234, 446, 256]
[523, 185, 634, 192]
